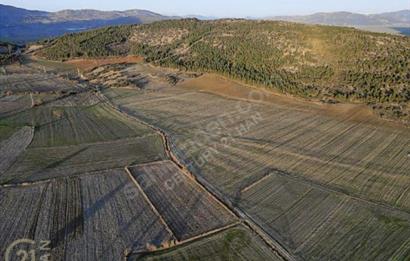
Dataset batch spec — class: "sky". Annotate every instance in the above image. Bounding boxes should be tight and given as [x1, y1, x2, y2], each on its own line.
[1, 0, 409, 17]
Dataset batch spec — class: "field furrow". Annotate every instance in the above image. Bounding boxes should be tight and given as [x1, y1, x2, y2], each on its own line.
[0, 126, 33, 175]
[0, 169, 173, 260]
[128, 161, 236, 241]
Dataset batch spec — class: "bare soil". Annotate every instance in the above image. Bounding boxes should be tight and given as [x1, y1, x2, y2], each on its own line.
[65, 56, 144, 72]
[178, 74, 406, 130]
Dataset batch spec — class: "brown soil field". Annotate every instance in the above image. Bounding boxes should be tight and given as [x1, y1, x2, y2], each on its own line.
[178, 74, 404, 129]
[65, 56, 144, 72]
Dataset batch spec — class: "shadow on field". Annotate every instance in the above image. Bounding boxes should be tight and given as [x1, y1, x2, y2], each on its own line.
[44, 147, 88, 170]
[5, 146, 89, 184]
[51, 181, 124, 249]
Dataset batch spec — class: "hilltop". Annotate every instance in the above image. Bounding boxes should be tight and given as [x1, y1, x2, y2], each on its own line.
[37, 19, 410, 123]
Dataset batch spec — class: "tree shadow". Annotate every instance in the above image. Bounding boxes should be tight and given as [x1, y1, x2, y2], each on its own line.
[51, 179, 125, 250]
[4, 146, 89, 184]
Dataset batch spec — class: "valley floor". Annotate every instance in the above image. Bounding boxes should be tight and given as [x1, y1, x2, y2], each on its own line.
[0, 57, 409, 260]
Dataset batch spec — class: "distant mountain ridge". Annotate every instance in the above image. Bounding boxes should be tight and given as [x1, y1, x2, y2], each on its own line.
[0, 4, 176, 42]
[269, 10, 410, 35]
[1, 4, 409, 42]
[271, 10, 410, 26]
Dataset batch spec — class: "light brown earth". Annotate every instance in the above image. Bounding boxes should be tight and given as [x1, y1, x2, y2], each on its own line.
[65, 55, 144, 72]
[177, 73, 405, 129]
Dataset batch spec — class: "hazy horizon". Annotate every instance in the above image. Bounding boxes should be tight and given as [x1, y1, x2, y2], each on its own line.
[1, 0, 409, 18]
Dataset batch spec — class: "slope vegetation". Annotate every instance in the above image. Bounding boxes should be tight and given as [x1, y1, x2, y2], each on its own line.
[38, 19, 410, 123]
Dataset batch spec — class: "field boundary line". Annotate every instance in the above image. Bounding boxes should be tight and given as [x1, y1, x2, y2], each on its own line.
[99, 89, 296, 261]
[178, 221, 241, 246]
[128, 222, 242, 258]
[166, 159, 239, 219]
[128, 159, 174, 169]
[0, 166, 126, 188]
[124, 166, 177, 242]
[0, 178, 50, 189]
[193, 172, 296, 261]
[97, 90, 239, 218]
[28, 134, 158, 150]
[30, 92, 34, 107]
[232, 132, 406, 183]
[273, 168, 410, 216]
[241, 173, 273, 193]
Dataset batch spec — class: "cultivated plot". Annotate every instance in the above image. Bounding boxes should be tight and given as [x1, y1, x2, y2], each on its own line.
[0, 169, 173, 260]
[132, 225, 283, 261]
[239, 171, 410, 260]
[43, 91, 100, 107]
[0, 103, 155, 148]
[0, 126, 33, 175]
[0, 125, 19, 142]
[128, 161, 236, 241]
[0, 94, 32, 118]
[102, 71, 410, 260]
[107, 84, 410, 211]
[0, 69, 81, 93]
[1, 135, 166, 184]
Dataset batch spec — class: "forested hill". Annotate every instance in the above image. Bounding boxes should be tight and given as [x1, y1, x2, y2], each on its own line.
[38, 19, 410, 121]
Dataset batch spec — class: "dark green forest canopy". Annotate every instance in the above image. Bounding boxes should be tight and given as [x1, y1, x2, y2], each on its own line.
[39, 19, 410, 105]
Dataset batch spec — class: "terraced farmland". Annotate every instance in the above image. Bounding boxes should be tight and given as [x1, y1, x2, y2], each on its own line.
[128, 161, 236, 241]
[0, 169, 173, 260]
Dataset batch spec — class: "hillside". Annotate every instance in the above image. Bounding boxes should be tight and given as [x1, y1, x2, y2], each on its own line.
[270, 10, 410, 35]
[38, 19, 410, 123]
[0, 4, 174, 42]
